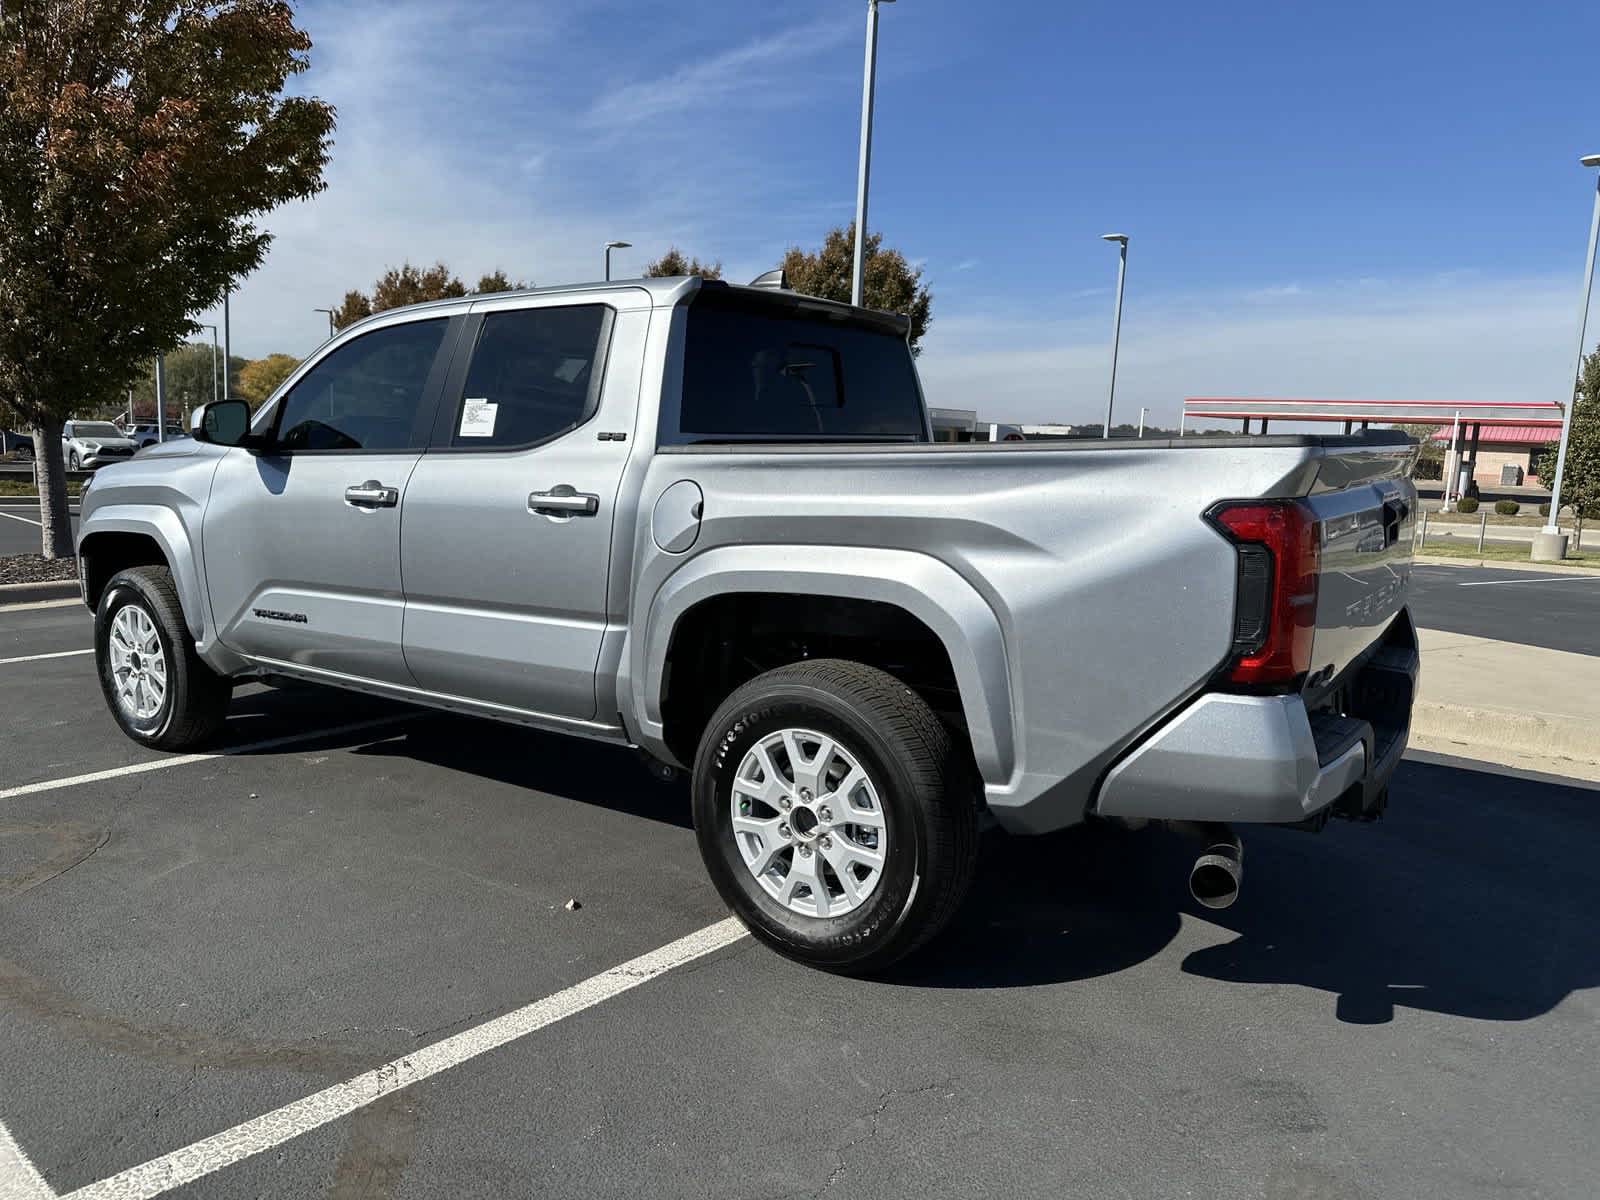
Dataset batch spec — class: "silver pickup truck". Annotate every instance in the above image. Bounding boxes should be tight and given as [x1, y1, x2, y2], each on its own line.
[76, 276, 1418, 971]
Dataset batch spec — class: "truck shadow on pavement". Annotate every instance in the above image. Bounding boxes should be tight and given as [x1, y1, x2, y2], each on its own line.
[1178, 757, 1600, 1024]
[348, 710, 694, 829]
[279, 699, 1597, 1024]
[892, 758, 1599, 1025]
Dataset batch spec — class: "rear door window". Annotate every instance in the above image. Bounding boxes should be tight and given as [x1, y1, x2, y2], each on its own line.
[670, 294, 926, 443]
[442, 305, 613, 449]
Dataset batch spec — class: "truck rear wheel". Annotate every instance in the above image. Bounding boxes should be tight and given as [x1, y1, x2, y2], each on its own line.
[95, 565, 232, 750]
[691, 659, 978, 973]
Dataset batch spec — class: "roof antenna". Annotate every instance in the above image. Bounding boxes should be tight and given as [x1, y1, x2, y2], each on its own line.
[748, 268, 789, 290]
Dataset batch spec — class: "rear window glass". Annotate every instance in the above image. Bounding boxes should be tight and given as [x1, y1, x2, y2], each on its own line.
[447, 305, 610, 448]
[670, 295, 925, 443]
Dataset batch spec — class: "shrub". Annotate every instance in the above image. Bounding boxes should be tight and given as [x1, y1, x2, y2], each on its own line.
[1540, 502, 1552, 516]
[1494, 500, 1520, 516]
[1456, 497, 1480, 513]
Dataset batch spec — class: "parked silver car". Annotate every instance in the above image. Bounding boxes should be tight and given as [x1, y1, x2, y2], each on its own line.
[75, 276, 1419, 970]
[61, 420, 138, 470]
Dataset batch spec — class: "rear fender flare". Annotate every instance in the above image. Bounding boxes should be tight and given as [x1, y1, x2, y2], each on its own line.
[635, 544, 1016, 785]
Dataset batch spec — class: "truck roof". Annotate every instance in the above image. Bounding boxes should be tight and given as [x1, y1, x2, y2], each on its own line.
[335, 276, 910, 339]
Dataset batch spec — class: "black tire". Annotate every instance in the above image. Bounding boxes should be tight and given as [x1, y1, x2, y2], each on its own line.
[692, 659, 979, 973]
[95, 565, 232, 750]
[68, 450, 79, 470]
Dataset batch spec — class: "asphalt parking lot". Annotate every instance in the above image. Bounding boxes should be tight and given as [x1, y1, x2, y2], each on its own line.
[1410, 562, 1600, 655]
[0, 502, 78, 559]
[2, 600, 1597, 1199]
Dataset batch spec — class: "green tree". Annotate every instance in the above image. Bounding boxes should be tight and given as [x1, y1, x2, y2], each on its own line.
[1392, 423, 1445, 480]
[643, 248, 723, 280]
[0, 1, 334, 556]
[332, 262, 528, 331]
[127, 342, 248, 423]
[781, 224, 933, 353]
[236, 353, 300, 408]
[1535, 342, 1600, 546]
[475, 268, 529, 293]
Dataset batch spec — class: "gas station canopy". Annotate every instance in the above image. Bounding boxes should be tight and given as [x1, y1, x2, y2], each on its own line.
[1182, 398, 1564, 433]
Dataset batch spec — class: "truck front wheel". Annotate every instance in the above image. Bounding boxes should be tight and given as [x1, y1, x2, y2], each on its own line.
[94, 565, 232, 750]
[691, 659, 978, 973]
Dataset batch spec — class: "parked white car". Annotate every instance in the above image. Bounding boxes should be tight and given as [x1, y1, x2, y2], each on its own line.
[124, 423, 189, 449]
[61, 420, 139, 470]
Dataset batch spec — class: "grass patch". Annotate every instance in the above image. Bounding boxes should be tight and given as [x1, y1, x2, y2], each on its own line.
[0, 479, 81, 498]
[1427, 510, 1552, 527]
[1418, 541, 1600, 568]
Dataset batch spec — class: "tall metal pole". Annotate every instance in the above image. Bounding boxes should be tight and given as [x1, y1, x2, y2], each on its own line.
[1443, 409, 1460, 510]
[154, 356, 166, 444]
[1103, 237, 1128, 438]
[1137, 407, 1148, 438]
[222, 289, 232, 402]
[198, 323, 219, 408]
[1543, 159, 1600, 534]
[851, 0, 891, 309]
[604, 240, 631, 282]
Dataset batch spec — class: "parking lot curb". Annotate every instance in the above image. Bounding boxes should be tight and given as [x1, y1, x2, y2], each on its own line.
[0, 579, 80, 606]
[1410, 699, 1600, 776]
[1417, 555, 1598, 575]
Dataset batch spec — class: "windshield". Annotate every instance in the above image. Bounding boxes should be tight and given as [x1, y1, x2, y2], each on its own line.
[74, 423, 122, 438]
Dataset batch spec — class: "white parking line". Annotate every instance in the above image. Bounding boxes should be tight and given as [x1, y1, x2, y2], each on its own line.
[0, 649, 92, 666]
[1457, 574, 1600, 587]
[0, 715, 411, 803]
[0, 510, 40, 527]
[0, 1117, 56, 1200]
[0, 599, 81, 613]
[54, 917, 749, 1200]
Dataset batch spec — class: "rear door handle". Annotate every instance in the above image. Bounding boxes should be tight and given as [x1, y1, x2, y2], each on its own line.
[345, 480, 399, 508]
[529, 485, 600, 517]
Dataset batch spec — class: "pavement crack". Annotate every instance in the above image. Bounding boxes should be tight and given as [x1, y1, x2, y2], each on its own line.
[810, 1077, 954, 1199]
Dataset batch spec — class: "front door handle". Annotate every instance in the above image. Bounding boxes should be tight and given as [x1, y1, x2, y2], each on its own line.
[345, 480, 399, 508]
[529, 485, 600, 517]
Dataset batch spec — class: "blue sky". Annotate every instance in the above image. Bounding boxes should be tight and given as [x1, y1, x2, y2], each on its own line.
[201, 0, 1600, 426]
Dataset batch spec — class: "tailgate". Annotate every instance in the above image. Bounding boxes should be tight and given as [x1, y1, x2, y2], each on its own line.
[1302, 443, 1416, 687]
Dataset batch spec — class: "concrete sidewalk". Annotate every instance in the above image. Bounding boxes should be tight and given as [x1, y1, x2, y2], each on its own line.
[1412, 627, 1600, 780]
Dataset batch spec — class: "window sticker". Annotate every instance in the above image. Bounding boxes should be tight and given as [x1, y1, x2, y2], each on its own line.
[459, 398, 498, 437]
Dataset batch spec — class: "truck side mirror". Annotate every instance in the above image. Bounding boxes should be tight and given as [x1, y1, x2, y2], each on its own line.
[191, 399, 252, 447]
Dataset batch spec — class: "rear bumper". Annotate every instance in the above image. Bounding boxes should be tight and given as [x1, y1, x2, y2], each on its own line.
[1095, 617, 1418, 825]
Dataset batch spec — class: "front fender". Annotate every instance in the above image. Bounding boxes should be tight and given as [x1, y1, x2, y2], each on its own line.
[77, 504, 207, 642]
[631, 544, 1016, 786]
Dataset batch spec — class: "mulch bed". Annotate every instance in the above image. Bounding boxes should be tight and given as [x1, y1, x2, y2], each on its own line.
[0, 554, 78, 585]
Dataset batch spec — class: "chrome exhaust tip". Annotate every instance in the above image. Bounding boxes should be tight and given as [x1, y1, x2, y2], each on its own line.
[1189, 840, 1243, 909]
[1167, 821, 1244, 909]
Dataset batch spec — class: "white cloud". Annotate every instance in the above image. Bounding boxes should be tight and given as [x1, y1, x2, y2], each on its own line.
[191, 4, 855, 358]
[585, 18, 851, 129]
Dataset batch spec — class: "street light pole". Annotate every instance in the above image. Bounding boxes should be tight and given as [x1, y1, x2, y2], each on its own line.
[154, 355, 166, 445]
[313, 307, 335, 338]
[222, 287, 232, 402]
[197, 323, 219, 408]
[1101, 233, 1129, 439]
[1138, 407, 1148, 438]
[1541, 154, 1600, 547]
[604, 240, 631, 282]
[851, 0, 894, 309]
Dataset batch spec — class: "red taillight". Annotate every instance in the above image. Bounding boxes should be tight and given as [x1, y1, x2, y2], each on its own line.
[1208, 501, 1320, 687]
